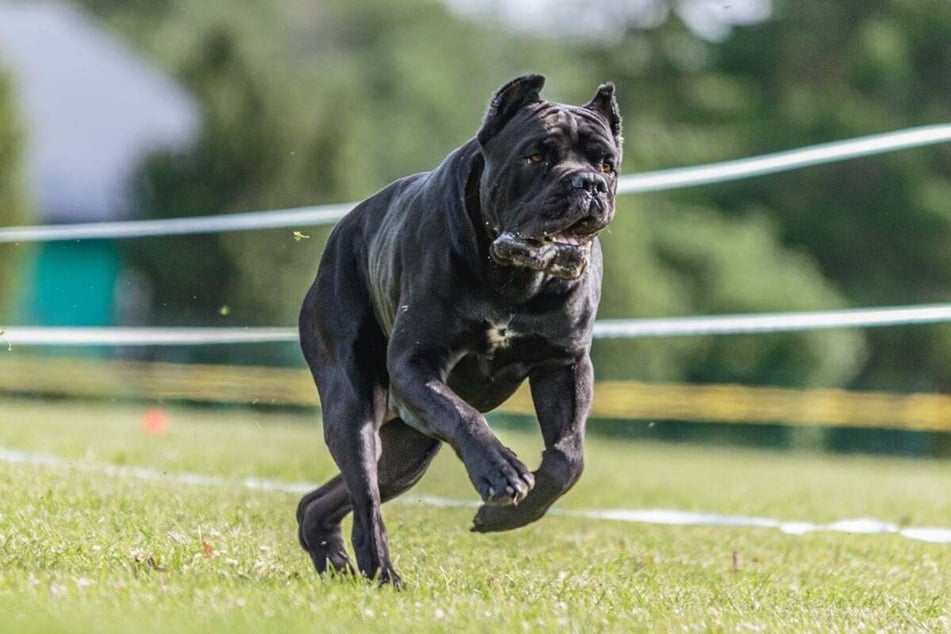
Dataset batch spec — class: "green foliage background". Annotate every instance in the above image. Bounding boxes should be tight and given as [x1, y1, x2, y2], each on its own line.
[0, 64, 31, 317]
[65, 0, 951, 390]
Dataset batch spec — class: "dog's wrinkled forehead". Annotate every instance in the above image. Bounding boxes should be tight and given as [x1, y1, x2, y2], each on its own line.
[482, 102, 619, 174]
[532, 103, 619, 150]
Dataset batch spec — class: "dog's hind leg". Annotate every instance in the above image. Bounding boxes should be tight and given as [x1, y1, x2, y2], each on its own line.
[297, 418, 442, 582]
[299, 229, 411, 584]
[322, 398, 398, 585]
[378, 419, 443, 497]
[296, 475, 351, 575]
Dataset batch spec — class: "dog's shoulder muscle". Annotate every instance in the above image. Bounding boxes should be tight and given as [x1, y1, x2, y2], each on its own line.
[362, 144, 482, 337]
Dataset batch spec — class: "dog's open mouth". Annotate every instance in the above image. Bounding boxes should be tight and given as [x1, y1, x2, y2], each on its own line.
[531, 230, 594, 248]
[489, 231, 594, 280]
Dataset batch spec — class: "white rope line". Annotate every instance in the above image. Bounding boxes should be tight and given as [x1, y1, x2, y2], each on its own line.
[1, 326, 298, 346]
[615, 123, 951, 194]
[0, 203, 353, 243]
[592, 303, 951, 338]
[1, 446, 948, 544]
[3, 304, 950, 346]
[1, 124, 948, 243]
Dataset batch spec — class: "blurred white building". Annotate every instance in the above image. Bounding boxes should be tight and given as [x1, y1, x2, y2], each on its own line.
[0, 0, 199, 224]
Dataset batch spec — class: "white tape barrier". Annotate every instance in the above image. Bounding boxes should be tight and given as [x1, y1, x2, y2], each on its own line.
[0, 203, 354, 243]
[615, 123, 951, 194]
[4, 304, 951, 346]
[0, 124, 949, 243]
[1, 446, 948, 544]
[1, 326, 297, 346]
[592, 303, 951, 338]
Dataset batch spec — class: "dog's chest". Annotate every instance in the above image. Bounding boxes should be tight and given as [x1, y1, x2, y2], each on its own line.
[485, 321, 517, 355]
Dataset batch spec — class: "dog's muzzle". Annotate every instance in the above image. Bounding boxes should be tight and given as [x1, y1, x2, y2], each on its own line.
[489, 231, 593, 280]
[487, 170, 613, 280]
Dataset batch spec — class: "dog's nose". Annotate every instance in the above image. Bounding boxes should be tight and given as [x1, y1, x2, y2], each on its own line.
[570, 172, 608, 194]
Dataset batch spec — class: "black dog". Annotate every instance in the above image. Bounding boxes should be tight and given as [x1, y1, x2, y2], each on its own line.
[298, 75, 622, 586]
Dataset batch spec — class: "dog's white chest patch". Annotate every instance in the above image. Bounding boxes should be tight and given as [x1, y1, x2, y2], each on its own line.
[486, 322, 517, 354]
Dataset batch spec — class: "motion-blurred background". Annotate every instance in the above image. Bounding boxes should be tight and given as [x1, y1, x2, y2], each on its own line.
[1, 0, 949, 455]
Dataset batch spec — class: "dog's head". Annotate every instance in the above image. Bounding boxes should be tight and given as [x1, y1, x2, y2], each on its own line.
[474, 75, 622, 280]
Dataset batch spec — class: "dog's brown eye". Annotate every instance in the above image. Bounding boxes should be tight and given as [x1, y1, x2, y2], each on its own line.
[526, 153, 544, 164]
[600, 162, 615, 175]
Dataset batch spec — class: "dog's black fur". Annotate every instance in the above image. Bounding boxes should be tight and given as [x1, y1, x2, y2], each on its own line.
[297, 75, 622, 586]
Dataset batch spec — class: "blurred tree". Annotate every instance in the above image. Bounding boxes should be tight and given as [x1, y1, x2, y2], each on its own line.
[0, 65, 31, 317]
[577, 0, 951, 390]
[125, 26, 296, 336]
[595, 200, 865, 386]
[705, 0, 951, 390]
[575, 15, 866, 387]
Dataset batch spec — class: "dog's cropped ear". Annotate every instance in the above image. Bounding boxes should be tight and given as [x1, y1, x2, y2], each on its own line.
[585, 82, 622, 141]
[478, 74, 545, 146]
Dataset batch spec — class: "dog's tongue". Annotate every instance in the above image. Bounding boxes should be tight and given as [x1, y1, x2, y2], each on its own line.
[551, 232, 582, 246]
[489, 232, 590, 280]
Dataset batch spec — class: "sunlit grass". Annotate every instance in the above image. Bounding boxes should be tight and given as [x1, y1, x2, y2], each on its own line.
[1, 397, 949, 632]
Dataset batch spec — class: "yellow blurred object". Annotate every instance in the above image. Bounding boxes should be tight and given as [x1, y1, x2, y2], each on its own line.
[0, 356, 949, 432]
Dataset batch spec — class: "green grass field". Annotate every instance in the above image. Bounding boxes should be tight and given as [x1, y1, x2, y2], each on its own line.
[1, 397, 949, 633]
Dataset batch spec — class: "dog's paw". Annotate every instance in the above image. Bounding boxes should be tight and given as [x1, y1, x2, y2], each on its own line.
[306, 534, 353, 575]
[472, 445, 535, 506]
[376, 566, 405, 590]
[299, 518, 352, 574]
[471, 501, 548, 533]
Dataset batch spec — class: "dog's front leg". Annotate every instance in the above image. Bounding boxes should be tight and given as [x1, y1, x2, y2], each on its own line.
[388, 347, 535, 506]
[471, 355, 592, 532]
